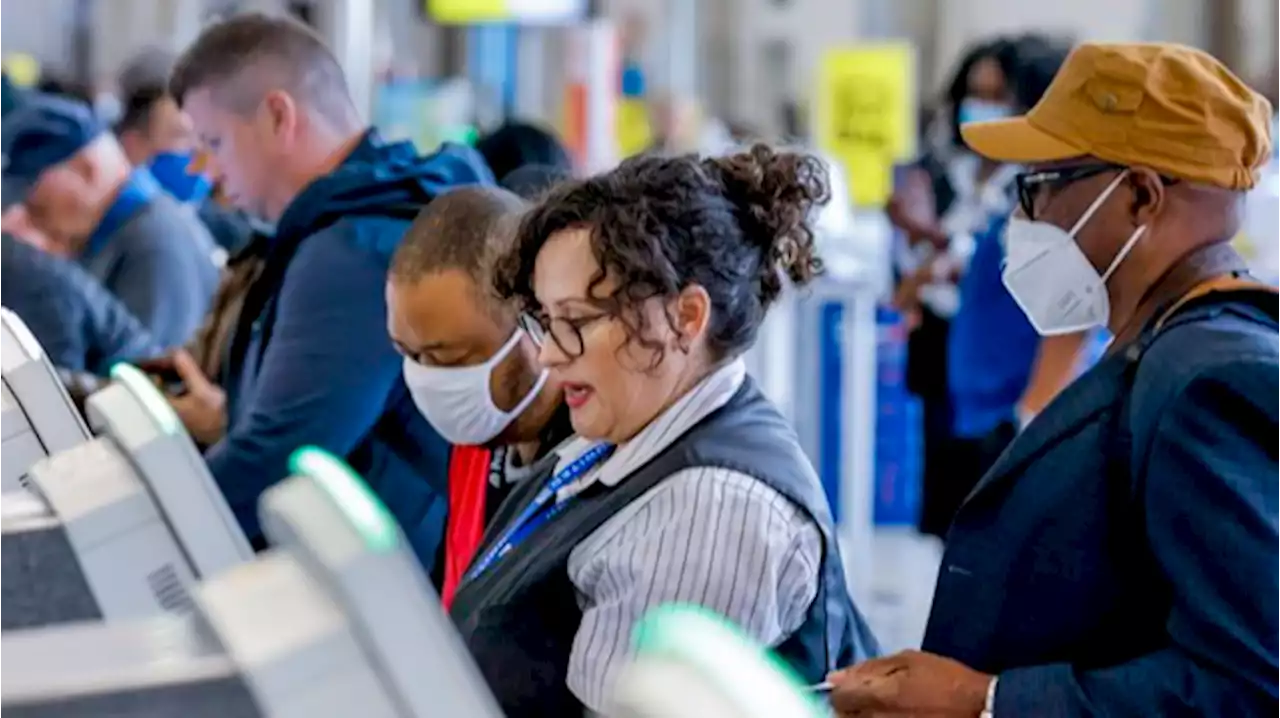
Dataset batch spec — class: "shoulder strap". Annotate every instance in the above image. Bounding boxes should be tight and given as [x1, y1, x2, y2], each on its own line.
[1112, 278, 1279, 506]
[1153, 276, 1279, 332]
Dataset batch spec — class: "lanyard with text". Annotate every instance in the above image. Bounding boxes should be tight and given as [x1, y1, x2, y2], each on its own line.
[465, 443, 615, 582]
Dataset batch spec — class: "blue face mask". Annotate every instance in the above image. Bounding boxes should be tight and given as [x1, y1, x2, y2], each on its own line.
[148, 151, 213, 205]
[958, 98, 1013, 126]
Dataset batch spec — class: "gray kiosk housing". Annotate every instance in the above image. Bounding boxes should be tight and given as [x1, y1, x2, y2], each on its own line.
[3, 463, 503, 718]
[2, 355, 251, 629]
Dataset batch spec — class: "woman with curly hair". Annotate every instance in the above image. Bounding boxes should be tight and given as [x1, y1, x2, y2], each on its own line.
[449, 144, 879, 715]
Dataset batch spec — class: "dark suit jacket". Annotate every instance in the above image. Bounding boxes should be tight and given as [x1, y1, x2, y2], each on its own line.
[924, 293, 1278, 716]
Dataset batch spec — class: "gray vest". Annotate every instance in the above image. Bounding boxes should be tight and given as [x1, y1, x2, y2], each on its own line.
[450, 377, 878, 716]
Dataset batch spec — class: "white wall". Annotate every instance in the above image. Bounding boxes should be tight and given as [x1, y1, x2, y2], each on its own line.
[932, 0, 1163, 84]
[90, 0, 207, 86]
[705, 0, 863, 134]
[1, 0, 80, 78]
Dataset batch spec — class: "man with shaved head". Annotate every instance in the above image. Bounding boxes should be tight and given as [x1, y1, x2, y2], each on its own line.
[388, 185, 573, 605]
[161, 13, 492, 571]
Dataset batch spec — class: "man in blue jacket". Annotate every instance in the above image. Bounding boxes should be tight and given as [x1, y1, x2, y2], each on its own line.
[831, 44, 1276, 717]
[163, 13, 491, 569]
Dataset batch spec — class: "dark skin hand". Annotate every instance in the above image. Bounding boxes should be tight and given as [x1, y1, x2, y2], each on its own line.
[887, 168, 951, 250]
[828, 650, 992, 718]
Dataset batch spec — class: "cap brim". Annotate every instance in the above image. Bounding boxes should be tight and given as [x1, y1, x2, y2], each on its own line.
[960, 116, 1086, 164]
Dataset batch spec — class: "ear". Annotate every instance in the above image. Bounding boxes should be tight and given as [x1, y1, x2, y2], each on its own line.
[259, 90, 299, 145]
[117, 129, 149, 165]
[1127, 167, 1165, 227]
[673, 284, 711, 349]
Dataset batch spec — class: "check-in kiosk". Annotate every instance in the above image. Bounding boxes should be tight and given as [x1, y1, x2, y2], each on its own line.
[608, 604, 827, 718]
[2, 448, 503, 718]
[1, 308, 92, 492]
[2, 363, 252, 629]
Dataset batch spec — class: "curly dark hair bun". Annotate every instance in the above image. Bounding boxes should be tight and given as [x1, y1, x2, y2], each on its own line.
[701, 144, 829, 307]
[493, 143, 831, 362]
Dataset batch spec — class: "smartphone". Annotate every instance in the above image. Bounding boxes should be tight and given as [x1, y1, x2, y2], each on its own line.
[145, 368, 187, 396]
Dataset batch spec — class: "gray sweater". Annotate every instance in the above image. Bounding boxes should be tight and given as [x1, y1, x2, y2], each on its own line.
[80, 192, 220, 349]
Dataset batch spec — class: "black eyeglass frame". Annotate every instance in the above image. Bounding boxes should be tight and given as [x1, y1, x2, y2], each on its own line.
[518, 311, 612, 360]
[1014, 163, 1181, 221]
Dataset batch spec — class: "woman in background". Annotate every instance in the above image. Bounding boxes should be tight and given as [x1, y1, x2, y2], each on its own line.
[889, 34, 1074, 538]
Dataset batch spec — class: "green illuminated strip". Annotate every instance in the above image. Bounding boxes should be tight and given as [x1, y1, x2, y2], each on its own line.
[109, 363, 181, 435]
[633, 604, 826, 718]
[289, 447, 400, 553]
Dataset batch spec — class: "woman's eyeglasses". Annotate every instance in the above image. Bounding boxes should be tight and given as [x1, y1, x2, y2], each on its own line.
[519, 311, 611, 359]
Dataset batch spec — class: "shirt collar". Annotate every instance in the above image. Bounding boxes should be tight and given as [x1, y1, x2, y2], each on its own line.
[556, 358, 747, 501]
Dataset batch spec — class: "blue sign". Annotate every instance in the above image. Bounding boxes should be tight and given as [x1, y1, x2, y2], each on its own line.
[817, 301, 845, 522]
[872, 307, 922, 526]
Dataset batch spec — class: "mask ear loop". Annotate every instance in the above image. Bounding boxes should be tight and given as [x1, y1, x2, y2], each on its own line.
[1101, 225, 1146, 284]
[490, 327, 550, 420]
[1068, 170, 1130, 237]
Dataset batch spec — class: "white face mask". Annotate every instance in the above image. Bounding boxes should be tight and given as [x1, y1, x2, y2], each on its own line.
[1002, 171, 1147, 336]
[402, 329, 549, 446]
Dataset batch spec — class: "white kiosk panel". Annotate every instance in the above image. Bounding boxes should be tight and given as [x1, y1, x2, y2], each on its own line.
[254, 447, 502, 718]
[88, 364, 252, 575]
[2, 448, 502, 718]
[28, 439, 199, 620]
[0, 308, 91, 490]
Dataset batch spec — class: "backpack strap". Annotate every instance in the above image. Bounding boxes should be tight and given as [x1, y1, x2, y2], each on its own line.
[1152, 276, 1279, 332]
[1111, 278, 1278, 503]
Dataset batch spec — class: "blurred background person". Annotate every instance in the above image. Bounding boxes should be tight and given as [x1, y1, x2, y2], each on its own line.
[498, 162, 573, 199]
[890, 34, 1080, 538]
[2, 92, 219, 349]
[114, 84, 211, 205]
[890, 35, 1019, 539]
[2, 222, 158, 375]
[34, 74, 94, 106]
[937, 35, 1077, 538]
[475, 119, 572, 186]
[114, 47, 257, 255]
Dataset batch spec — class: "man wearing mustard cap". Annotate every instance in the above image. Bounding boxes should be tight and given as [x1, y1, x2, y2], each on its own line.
[831, 43, 1277, 717]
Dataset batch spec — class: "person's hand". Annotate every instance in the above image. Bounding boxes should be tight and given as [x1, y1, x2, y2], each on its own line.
[828, 650, 992, 717]
[886, 168, 946, 247]
[165, 350, 227, 445]
[892, 267, 930, 316]
[886, 195, 940, 243]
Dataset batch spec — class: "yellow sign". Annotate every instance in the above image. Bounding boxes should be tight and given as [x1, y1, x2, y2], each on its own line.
[427, 0, 507, 24]
[2, 53, 41, 88]
[815, 45, 916, 207]
[616, 99, 653, 159]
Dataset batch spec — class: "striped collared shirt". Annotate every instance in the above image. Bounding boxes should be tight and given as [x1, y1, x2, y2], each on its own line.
[550, 359, 824, 712]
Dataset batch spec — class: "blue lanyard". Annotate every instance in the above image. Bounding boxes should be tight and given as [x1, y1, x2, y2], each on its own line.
[466, 443, 614, 581]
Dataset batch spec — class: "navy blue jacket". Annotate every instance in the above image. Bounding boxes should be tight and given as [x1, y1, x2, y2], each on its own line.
[2, 233, 159, 373]
[925, 289, 1278, 716]
[207, 132, 492, 569]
